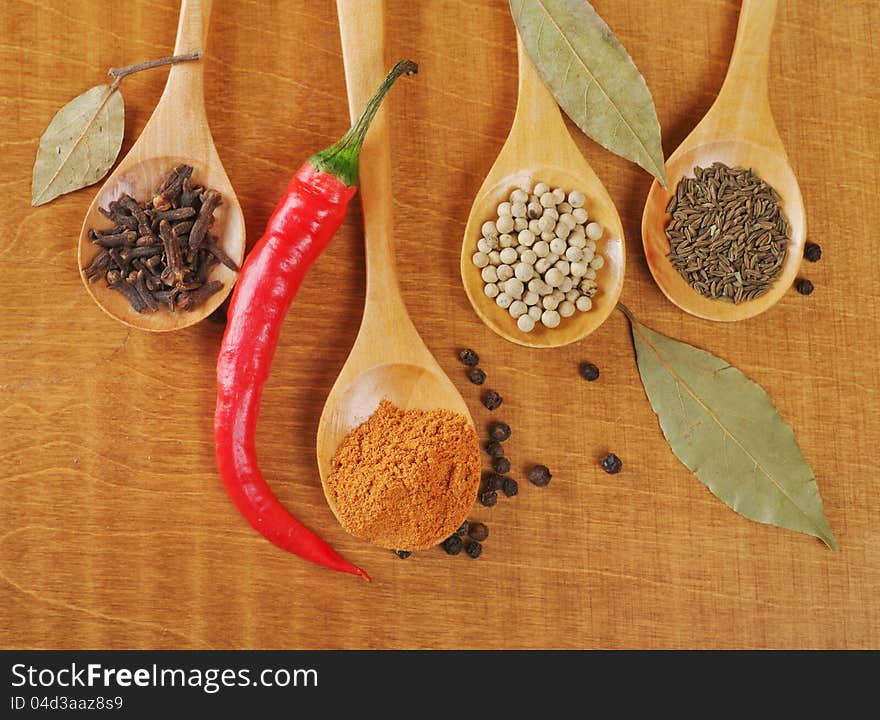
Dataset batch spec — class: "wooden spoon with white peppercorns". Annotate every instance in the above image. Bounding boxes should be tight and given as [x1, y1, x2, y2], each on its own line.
[460, 31, 625, 349]
[641, 0, 805, 321]
[317, 0, 480, 548]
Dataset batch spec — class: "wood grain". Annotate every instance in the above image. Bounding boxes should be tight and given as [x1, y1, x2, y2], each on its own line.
[1, 0, 878, 650]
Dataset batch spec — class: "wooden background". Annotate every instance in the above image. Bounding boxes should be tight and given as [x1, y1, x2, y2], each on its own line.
[1, 0, 877, 650]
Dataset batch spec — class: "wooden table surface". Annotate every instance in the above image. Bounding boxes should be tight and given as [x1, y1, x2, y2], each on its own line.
[1, 0, 878, 650]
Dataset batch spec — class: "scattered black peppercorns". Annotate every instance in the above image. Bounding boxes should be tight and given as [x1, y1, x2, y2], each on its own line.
[466, 541, 483, 559]
[601, 453, 622, 474]
[442, 535, 463, 555]
[485, 440, 505, 458]
[468, 522, 488, 542]
[489, 422, 511, 442]
[796, 279, 814, 296]
[527, 464, 552, 487]
[579, 362, 600, 381]
[456, 521, 469, 537]
[804, 243, 822, 262]
[502, 477, 518, 497]
[485, 473, 504, 491]
[492, 456, 511, 474]
[395, 550, 411, 559]
[468, 368, 486, 385]
[479, 490, 498, 507]
[459, 349, 479, 366]
[482, 390, 503, 411]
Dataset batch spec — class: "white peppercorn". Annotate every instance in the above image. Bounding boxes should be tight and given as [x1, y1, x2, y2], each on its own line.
[517, 314, 535, 333]
[542, 294, 559, 311]
[497, 201, 512, 216]
[534, 182, 550, 196]
[514, 262, 534, 282]
[534, 257, 552, 275]
[528, 219, 542, 234]
[572, 207, 588, 224]
[545, 268, 565, 287]
[543, 207, 559, 222]
[589, 255, 605, 270]
[482, 220, 498, 238]
[498, 233, 514, 248]
[549, 237, 566, 256]
[477, 237, 493, 254]
[472, 252, 489, 268]
[514, 217, 528, 231]
[586, 222, 603, 241]
[539, 192, 555, 208]
[496, 292, 513, 309]
[570, 261, 587, 277]
[540, 231, 555, 242]
[538, 215, 555, 233]
[484, 283, 499, 298]
[559, 276, 573, 293]
[558, 300, 575, 318]
[499, 247, 518, 265]
[528, 305, 542, 321]
[496, 215, 515, 234]
[488, 250, 501, 266]
[533, 240, 550, 258]
[565, 288, 580, 302]
[568, 190, 585, 208]
[554, 223, 571, 240]
[481, 266, 498, 283]
[552, 187, 566, 204]
[584, 267, 597, 280]
[527, 202, 543, 219]
[520, 249, 537, 265]
[522, 290, 539, 306]
[504, 278, 524, 298]
[541, 309, 561, 328]
[496, 264, 514, 282]
[554, 259, 570, 276]
[575, 296, 592, 312]
[510, 189, 528, 204]
[509, 300, 528, 318]
[566, 246, 583, 263]
[558, 201, 572, 214]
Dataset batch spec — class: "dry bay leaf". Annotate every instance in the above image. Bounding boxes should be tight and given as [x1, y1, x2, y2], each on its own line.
[511, 0, 667, 186]
[624, 310, 836, 549]
[31, 84, 124, 206]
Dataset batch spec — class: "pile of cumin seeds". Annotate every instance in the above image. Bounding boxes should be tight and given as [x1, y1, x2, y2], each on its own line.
[665, 162, 790, 303]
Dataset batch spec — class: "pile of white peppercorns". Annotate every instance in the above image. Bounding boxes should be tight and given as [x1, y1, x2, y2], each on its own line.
[471, 182, 606, 333]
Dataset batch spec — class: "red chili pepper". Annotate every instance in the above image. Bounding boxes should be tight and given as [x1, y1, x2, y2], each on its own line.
[215, 61, 417, 580]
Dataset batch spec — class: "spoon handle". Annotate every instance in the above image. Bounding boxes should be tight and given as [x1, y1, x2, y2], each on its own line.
[695, 0, 781, 149]
[337, 0, 406, 317]
[144, 0, 213, 155]
[510, 34, 571, 166]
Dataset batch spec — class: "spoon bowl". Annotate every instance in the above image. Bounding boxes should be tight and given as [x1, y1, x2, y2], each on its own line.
[77, 0, 244, 331]
[316, 0, 480, 550]
[641, 0, 803, 322]
[461, 35, 625, 348]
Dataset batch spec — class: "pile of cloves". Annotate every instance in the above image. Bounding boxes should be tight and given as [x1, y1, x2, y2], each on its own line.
[82, 164, 238, 313]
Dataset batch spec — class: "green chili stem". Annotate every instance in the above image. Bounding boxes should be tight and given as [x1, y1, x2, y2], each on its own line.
[311, 60, 418, 187]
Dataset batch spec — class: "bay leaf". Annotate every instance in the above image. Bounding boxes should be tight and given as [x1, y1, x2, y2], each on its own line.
[31, 84, 124, 206]
[511, 0, 667, 186]
[624, 310, 836, 549]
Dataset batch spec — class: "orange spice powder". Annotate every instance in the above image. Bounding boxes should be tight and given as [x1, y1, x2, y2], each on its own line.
[325, 400, 481, 550]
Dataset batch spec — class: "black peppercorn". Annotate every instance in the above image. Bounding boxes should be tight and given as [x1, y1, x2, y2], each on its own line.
[466, 541, 483, 559]
[485, 440, 505, 458]
[527, 464, 552, 487]
[442, 535, 463, 555]
[492, 456, 511, 474]
[459, 349, 479, 366]
[468, 522, 488, 542]
[579, 362, 600, 381]
[395, 550, 411, 559]
[489, 421, 511, 442]
[502, 477, 518, 497]
[601, 453, 622, 474]
[479, 490, 498, 507]
[485, 473, 504, 491]
[804, 243, 822, 262]
[795, 278, 814, 296]
[456, 521, 469, 537]
[482, 390, 503, 411]
[467, 368, 486, 385]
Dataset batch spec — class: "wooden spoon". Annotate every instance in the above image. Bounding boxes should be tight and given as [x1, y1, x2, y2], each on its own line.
[316, 0, 480, 550]
[460, 34, 626, 349]
[641, 0, 805, 322]
[77, 0, 244, 331]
